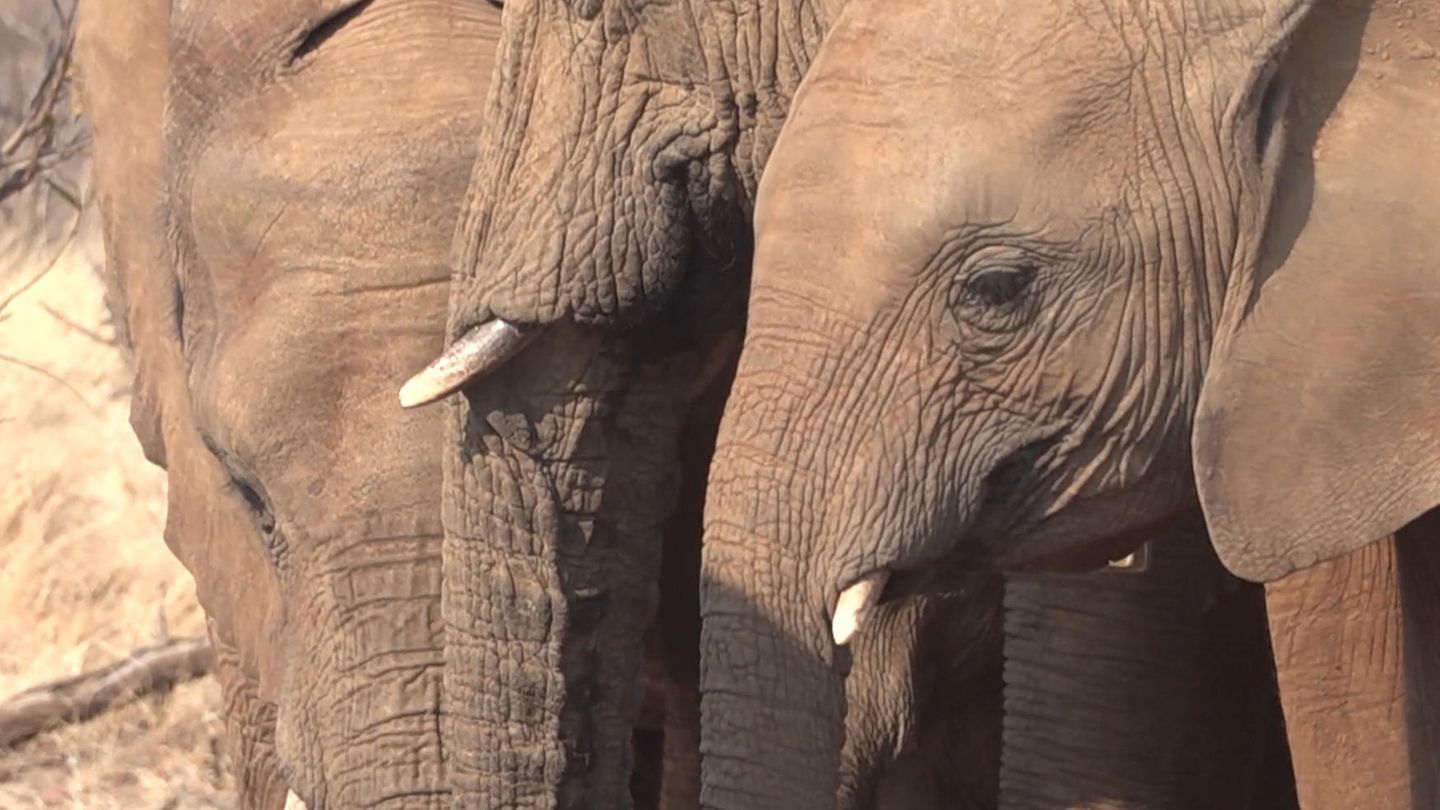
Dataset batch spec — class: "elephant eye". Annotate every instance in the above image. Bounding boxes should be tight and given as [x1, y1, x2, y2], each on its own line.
[961, 264, 1037, 309]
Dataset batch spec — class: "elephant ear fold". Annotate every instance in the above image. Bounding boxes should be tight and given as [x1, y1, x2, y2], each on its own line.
[1193, 40, 1440, 583]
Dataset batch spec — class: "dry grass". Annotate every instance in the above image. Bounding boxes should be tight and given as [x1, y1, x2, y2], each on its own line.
[0, 217, 236, 809]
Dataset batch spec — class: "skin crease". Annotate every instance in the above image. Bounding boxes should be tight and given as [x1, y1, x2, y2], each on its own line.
[700, 0, 1439, 807]
[1002, 517, 1297, 809]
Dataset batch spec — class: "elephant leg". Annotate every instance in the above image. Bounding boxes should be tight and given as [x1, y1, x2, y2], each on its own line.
[655, 353, 728, 810]
[1001, 513, 1291, 810]
[1266, 537, 1413, 809]
[1398, 509, 1440, 806]
[660, 677, 702, 810]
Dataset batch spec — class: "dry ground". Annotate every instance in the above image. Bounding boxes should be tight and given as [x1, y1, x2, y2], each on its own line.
[0, 214, 237, 809]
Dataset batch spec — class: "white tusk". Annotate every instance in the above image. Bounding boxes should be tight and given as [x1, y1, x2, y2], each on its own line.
[399, 319, 537, 408]
[1107, 542, 1150, 572]
[832, 571, 890, 646]
[284, 791, 310, 810]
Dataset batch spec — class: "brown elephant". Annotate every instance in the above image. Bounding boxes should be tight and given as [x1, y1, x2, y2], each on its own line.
[78, 0, 502, 806]
[79, 0, 1013, 806]
[76, 0, 1313, 806]
[698, 0, 1439, 808]
[385, 0, 1307, 806]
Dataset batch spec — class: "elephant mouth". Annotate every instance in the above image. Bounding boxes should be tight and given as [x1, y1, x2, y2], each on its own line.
[833, 431, 1074, 643]
[999, 509, 1178, 574]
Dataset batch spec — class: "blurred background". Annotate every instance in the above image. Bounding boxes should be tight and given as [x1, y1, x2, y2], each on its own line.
[1, 1, 235, 806]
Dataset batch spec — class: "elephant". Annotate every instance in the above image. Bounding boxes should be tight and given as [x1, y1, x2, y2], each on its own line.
[79, 0, 1012, 807]
[698, 0, 1440, 807]
[390, 0, 1307, 806]
[73, 0, 1321, 806]
[77, 0, 504, 806]
[393, 0, 850, 804]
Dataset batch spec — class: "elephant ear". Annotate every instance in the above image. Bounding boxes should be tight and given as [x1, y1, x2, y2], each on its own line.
[1194, 10, 1440, 583]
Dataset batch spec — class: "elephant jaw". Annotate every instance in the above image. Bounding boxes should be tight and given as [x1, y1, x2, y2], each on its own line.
[397, 318, 539, 408]
[831, 570, 890, 646]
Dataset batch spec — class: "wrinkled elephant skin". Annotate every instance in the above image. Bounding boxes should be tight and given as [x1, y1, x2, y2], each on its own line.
[700, 0, 1440, 807]
[80, 1, 501, 806]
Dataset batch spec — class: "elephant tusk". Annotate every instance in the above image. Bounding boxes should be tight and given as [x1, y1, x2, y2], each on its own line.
[399, 319, 537, 408]
[284, 791, 310, 810]
[832, 570, 890, 646]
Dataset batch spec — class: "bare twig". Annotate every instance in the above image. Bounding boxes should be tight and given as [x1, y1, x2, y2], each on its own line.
[0, 637, 214, 750]
[0, 258, 53, 313]
[0, 351, 89, 406]
[39, 301, 112, 346]
[0, 2, 80, 207]
[0, 187, 89, 399]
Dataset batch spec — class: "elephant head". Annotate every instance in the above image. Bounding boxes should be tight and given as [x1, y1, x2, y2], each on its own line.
[701, 0, 1440, 804]
[397, 0, 846, 804]
[79, 0, 502, 806]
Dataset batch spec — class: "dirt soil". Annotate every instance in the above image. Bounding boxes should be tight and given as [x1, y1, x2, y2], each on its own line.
[0, 217, 237, 809]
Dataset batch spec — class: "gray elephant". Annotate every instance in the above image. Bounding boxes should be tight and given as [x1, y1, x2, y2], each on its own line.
[394, 0, 847, 804]
[699, 0, 1440, 808]
[75, 0, 1318, 806]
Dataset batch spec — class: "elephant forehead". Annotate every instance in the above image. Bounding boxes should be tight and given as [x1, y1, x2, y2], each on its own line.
[755, 107, 1107, 275]
[822, 0, 1157, 100]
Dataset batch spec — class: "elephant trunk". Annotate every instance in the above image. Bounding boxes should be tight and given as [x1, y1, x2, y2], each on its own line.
[999, 515, 1282, 810]
[441, 326, 684, 808]
[699, 436, 848, 810]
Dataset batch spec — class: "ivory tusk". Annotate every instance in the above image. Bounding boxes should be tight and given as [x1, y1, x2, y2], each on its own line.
[398, 319, 537, 408]
[284, 791, 309, 810]
[1106, 542, 1150, 573]
[832, 570, 890, 646]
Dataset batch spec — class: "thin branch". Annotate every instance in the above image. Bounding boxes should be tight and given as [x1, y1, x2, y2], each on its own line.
[0, 351, 90, 408]
[42, 173, 80, 209]
[0, 3, 80, 208]
[0, 637, 214, 750]
[0, 191, 85, 314]
[40, 301, 112, 346]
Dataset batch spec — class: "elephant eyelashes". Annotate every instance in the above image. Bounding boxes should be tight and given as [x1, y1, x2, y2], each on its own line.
[231, 477, 277, 536]
[203, 436, 288, 566]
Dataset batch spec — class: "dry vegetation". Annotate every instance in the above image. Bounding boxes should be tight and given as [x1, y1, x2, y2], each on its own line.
[0, 218, 237, 810]
[0, 5, 237, 805]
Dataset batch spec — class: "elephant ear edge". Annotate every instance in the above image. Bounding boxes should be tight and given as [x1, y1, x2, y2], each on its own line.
[1194, 9, 1440, 583]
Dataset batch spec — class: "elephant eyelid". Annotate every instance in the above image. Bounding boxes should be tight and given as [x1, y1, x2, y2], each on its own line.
[201, 435, 287, 564]
[959, 263, 1039, 309]
[289, 0, 375, 65]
